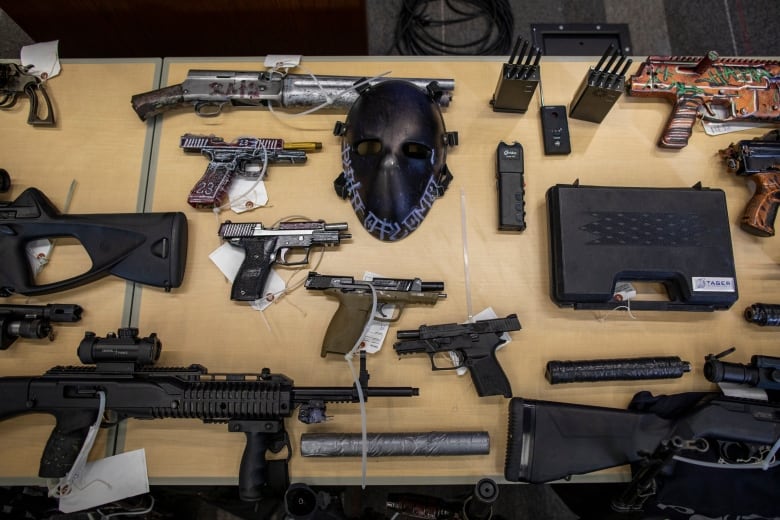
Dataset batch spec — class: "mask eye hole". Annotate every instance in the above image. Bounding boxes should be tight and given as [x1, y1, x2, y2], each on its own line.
[355, 139, 382, 156]
[403, 142, 431, 160]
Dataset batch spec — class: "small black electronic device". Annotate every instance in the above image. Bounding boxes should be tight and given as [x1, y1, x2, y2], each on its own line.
[490, 38, 541, 113]
[496, 141, 526, 231]
[540, 105, 571, 155]
[569, 44, 633, 123]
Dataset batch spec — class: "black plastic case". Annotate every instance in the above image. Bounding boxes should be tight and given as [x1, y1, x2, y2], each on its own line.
[546, 183, 738, 311]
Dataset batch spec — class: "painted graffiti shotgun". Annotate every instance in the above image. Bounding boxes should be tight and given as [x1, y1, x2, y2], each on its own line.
[628, 51, 780, 149]
[131, 70, 455, 121]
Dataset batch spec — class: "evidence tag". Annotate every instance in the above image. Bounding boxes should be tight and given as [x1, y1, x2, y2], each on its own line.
[496, 141, 526, 231]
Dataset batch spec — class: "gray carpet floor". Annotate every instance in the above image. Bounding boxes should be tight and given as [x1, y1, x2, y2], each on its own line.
[2, 1, 778, 59]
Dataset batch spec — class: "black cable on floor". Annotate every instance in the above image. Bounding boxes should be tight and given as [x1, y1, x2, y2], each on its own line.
[391, 0, 514, 55]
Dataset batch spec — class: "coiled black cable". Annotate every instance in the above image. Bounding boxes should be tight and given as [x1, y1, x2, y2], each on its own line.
[391, 0, 515, 55]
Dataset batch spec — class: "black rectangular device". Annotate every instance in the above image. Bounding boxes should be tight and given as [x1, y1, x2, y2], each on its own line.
[540, 105, 571, 155]
[546, 183, 738, 311]
[496, 141, 526, 231]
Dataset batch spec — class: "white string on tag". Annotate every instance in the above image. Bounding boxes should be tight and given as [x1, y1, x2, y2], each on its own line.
[48, 391, 107, 498]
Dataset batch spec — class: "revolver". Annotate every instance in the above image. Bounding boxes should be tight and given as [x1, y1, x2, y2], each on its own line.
[0, 63, 55, 126]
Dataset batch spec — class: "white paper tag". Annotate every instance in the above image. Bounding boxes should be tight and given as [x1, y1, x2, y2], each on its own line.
[701, 120, 775, 136]
[264, 55, 302, 69]
[613, 281, 637, 302]
[227, 177, 268, 213]
[209, 242, 286, 310]
[21, 40, 61, 80]
[718, 382, 768, 401]
[26, 239, 52, 276]
[58, 449, 149, 513]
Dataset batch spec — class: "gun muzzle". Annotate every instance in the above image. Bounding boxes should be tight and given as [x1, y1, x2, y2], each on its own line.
[283, 141, 322, 151]
[396, 330, 422, 340]
[323, 222, 349, 232]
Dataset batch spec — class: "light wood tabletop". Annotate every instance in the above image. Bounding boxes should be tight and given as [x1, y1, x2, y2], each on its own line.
[1, 56, 778, 486]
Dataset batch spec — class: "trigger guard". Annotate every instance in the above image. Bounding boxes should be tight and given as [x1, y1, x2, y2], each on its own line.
[194, 101, 224, 117]
[268, 430, 291, 461]
[276, 247, 310, 267]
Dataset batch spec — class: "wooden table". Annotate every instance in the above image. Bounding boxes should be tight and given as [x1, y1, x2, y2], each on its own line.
[1, 56, 778, 486]
[0, 58, 162, 482]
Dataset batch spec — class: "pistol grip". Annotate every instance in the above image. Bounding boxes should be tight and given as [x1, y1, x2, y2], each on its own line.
[24, 82, 55, 126]
[39, 409, 97, 478]
[231, 238, 276, 301]
[188, 163, 236, 208]
[742, 174, 780, 236]
[321, 290, 373, 356]
[659, 96, 702, 148]
[237, 428, 290, 501]
[468, 350, 512, 398]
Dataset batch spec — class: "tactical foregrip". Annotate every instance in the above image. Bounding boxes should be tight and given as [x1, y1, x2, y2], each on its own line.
[321, 289, 373, 356]
[469, 353, 512, 397]
[230, 238, 277, 301]
[188, 162, 235, 208]
[659, 96, 702, 148]
[39, 409, 97, 478]
[741, 174, 780, 236]
[130, 84, 185, 121]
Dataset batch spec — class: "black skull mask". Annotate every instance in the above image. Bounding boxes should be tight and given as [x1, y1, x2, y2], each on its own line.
[334, 80, 457, 241]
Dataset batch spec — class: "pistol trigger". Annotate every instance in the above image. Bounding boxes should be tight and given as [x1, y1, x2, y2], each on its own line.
[702, 102, 716, 118]
[376, 302, 390, 318]
[278, 247, 289, 264]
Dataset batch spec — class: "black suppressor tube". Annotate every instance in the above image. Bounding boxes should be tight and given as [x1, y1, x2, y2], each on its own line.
[300, 431, 490, 457]
[545, 356, 691, 384]
[744, 303, 780, 326]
